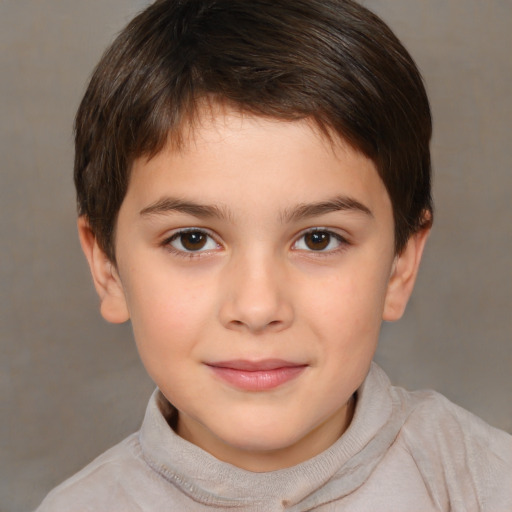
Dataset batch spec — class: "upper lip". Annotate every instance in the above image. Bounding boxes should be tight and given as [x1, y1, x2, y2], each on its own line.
[206, 359, 306, 371]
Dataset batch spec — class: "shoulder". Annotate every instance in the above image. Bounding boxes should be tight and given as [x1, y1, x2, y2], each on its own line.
[35, 433, 150, 512]
[396, 386, 512, 456]
[393, 385, 512, 509]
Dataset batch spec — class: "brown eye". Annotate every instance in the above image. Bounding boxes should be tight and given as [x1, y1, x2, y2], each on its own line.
[293, 230, 346, 253]
[303, 231, 331, 250]
[169, 230, 218, 253]
[180, 232, 207, 251]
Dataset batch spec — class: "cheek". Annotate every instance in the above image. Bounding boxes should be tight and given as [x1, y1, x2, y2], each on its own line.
[303, 262, 390, 338]
[125, 270, 216, 355]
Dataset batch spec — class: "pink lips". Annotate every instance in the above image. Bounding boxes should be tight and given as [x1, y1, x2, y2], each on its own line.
[206, 359, 307, 391]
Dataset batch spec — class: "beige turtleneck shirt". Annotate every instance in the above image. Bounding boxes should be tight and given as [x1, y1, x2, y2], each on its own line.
[36, 363, 512, 511]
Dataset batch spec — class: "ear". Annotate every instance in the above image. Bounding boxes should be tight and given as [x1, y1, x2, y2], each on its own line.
[382, 227, 430, 322]
[77, 217, 130, 324]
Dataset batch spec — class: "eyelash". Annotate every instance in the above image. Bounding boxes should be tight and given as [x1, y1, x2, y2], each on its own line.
[292, 228, 350, 255]
[161, 227, 350, 258]
[162, 228, 221, 259]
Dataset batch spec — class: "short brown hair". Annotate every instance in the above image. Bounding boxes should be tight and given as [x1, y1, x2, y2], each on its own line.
[75, 0, 433, 261]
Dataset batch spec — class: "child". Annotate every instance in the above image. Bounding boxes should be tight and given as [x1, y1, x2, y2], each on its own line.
[37, 0, 512, 510]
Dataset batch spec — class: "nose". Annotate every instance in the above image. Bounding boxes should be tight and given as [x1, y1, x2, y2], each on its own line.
[218, 251, 294, 334]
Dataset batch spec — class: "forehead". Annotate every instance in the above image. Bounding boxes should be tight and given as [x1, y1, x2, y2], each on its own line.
[125, 108, 392, 223]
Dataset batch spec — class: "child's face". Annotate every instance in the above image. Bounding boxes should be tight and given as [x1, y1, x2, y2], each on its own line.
[82, 108, 426, 471]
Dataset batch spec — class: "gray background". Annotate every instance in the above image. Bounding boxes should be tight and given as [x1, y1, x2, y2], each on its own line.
[1, 1, 510, 511]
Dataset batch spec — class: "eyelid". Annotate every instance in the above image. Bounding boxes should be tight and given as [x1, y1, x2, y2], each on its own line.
[162, 227, 223, 255]
[291, 227, 350, 253]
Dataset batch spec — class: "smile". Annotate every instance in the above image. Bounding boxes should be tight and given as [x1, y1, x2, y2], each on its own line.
[206, 359, 308, 391]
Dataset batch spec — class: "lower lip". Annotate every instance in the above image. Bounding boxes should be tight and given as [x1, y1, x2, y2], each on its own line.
[208, 365, 306, 391]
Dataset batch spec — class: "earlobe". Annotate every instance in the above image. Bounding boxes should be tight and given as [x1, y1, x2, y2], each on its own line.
[382, 227, 430, 322]
[77, 217, 130, 324]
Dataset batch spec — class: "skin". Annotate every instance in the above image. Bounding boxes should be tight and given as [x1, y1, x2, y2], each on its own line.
[79, 108, 429, 472]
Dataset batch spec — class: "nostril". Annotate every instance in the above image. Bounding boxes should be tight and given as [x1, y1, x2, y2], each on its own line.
[227, 318, 284, 333]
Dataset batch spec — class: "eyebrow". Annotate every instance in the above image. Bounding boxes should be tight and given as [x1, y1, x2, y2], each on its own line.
[139, 195, 373, 222]
[140, 198, 231, 220]
[281, 195, 373, 223]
